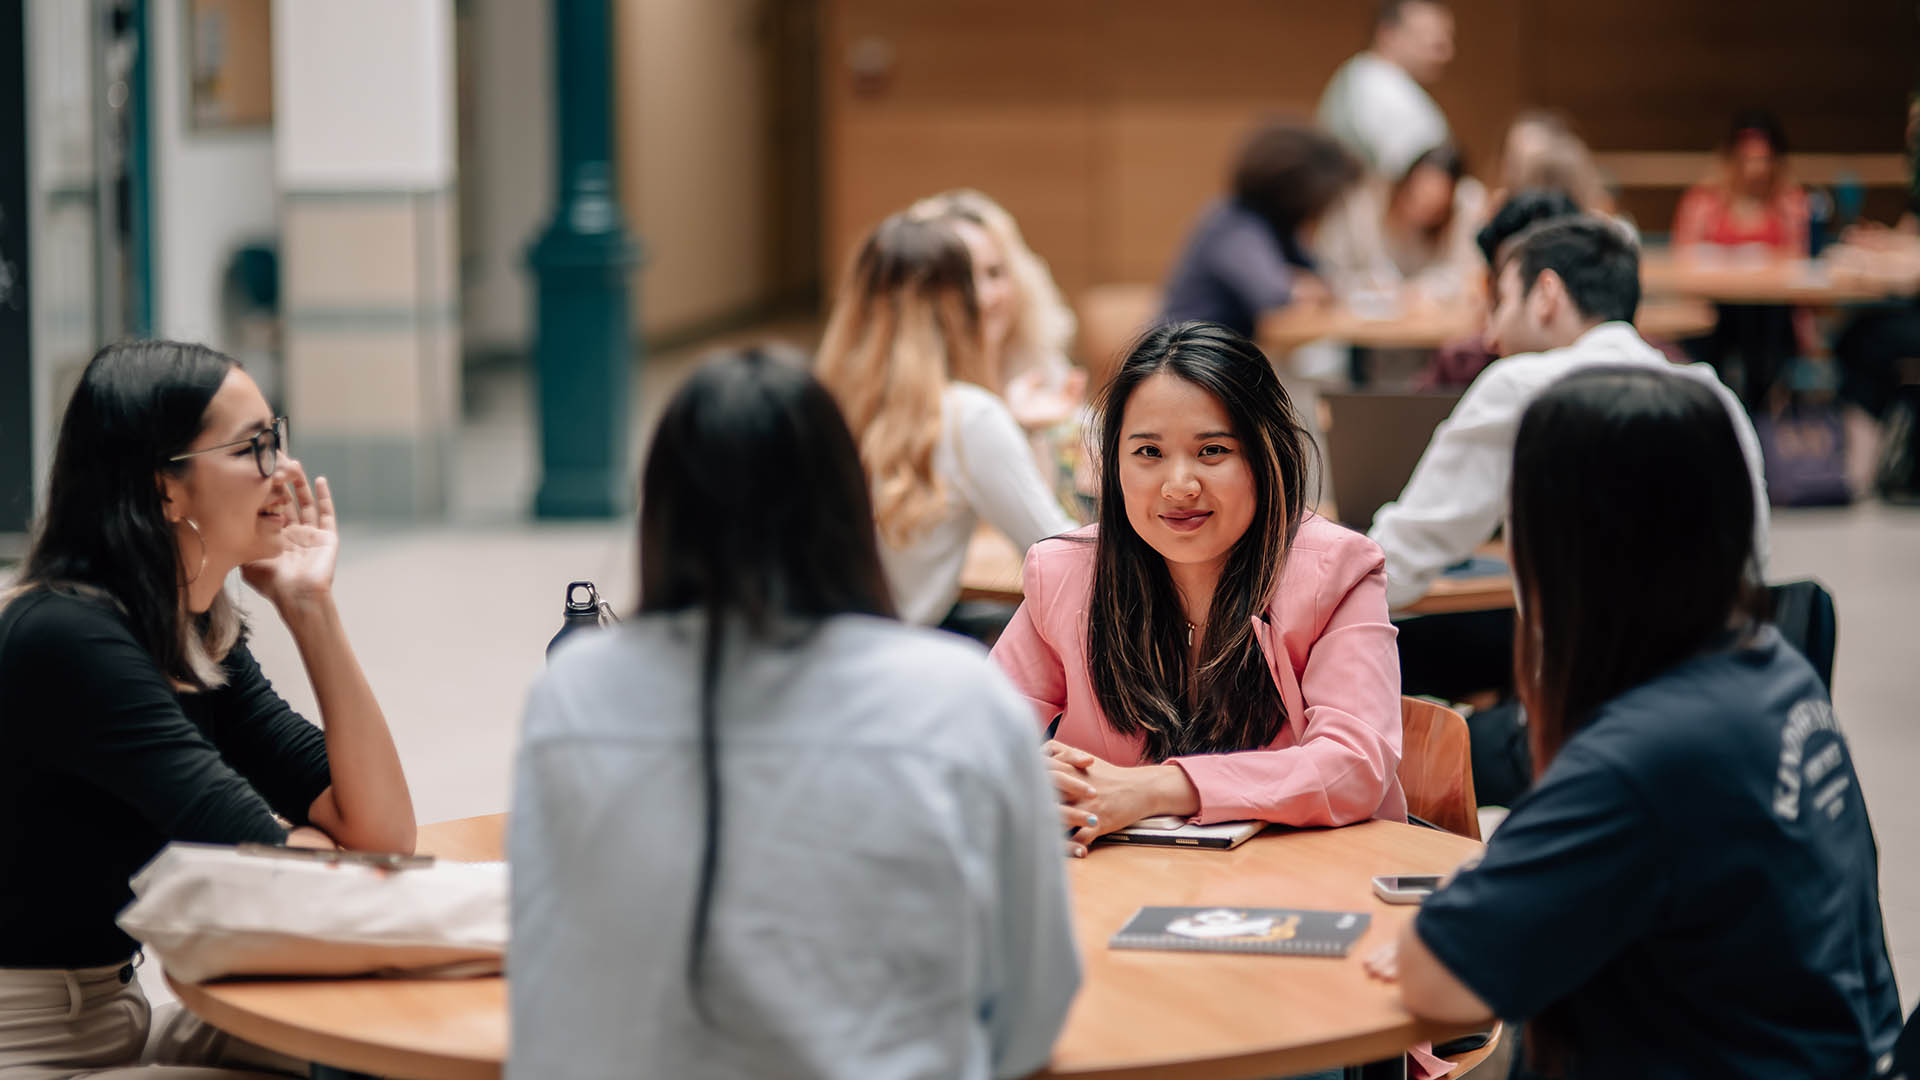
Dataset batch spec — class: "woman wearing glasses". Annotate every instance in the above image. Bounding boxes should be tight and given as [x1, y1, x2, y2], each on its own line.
[0, 341, 414, 1076]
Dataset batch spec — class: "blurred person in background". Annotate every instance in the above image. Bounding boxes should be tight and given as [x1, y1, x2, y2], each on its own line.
[0, 341, 415, 1077]
[1317, 0, 1455, 180]
[1490, 110, 1619, 220]
[816, 213, 1074, 632]
[1316, 142, 1488, 310]
[1161, 123, 1363, 338]
[1674, 109, 1809, 255]
[1415, 187, 1581, 391]
[1832, 90, 1920, 497]
[1674, 109, 1814, 410]
[511, 350, 1078, 1080]
[1371, 366, 1899, 1080]
[910, 189, 1088, 434]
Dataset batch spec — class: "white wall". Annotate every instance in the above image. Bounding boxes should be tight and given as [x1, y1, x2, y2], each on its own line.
[272, 0, 454, 190]
[148, 0, 277, 348]
[459, 0, 549, 355]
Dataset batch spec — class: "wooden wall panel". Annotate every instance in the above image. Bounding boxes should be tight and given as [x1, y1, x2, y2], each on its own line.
[823, 0, 1096, 291]
[830, 106, 1097, 292]
[1518, 0, 1914, 152]
[1096, 105, 1256, 286]
[1091, 0, 1360, 104]
[830, 0, 1092, 105]
[824, 0, 1914, 299]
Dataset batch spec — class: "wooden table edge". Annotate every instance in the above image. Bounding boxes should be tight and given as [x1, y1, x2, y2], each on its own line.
[168, 973, 502, 1080]
[958, 584, 1024, 605]
[1396, 576, 1514, 617]
[1037, 1017, 1490, 1079]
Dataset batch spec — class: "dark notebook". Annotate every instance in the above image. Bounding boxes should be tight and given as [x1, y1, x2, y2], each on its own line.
[1109, 906, 1371, 956]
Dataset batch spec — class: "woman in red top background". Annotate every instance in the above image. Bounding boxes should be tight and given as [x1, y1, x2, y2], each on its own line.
[1673, 109, 1809, 254]
[1673, 109, 1814, 410]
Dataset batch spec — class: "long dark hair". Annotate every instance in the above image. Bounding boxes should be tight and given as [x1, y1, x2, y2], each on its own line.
[636, 347, 896, 1015]
[1510, 366, 1761, 775]
[1086, 322, 1314, 761]
[1508, 366, 1762, 1077]
[9, 340, 243, 690]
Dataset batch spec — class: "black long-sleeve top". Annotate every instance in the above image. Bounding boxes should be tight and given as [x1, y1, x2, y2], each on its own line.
[0, 589, 332, 967]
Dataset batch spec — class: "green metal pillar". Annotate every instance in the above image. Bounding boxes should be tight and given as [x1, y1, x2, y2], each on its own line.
[529, 0, 640, 519]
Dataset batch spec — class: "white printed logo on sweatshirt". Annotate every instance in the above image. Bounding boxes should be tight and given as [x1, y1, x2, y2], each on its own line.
[1773, 699, 1850, 823]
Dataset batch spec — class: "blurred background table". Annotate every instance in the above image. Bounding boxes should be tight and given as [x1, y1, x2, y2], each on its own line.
[1639, 252, 1903, 305]
[1258, 295, 1716, 353]
[959, 525, 1027, 605]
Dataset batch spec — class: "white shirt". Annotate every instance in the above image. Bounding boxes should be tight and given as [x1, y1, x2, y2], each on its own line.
[509, 613, 1079, 1080]
[1315, 52, 1451, 180]
[1369, 323, 1771, 610]
[884, 383, 1076, 626]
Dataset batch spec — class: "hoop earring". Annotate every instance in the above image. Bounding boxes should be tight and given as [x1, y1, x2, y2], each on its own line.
[181, 518, 208, 586]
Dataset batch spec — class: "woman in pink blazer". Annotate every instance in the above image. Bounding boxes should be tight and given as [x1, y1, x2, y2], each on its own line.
[991, 321, 1406, 855]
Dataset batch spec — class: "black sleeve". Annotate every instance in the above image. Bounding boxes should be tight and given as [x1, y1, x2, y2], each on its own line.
[197, 641, 333, 826]
[1413, 740, 1667, 1021]
[12, 595, 290, 845]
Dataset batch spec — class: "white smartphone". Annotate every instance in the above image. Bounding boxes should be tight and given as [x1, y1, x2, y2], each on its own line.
[1371, 874, 1443, 904]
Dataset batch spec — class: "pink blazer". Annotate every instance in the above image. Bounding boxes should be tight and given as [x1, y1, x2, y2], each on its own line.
[990, 516, 1408, 826]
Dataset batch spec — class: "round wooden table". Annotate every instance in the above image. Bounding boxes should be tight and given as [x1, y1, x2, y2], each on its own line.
[171, 815, 1488, 1079]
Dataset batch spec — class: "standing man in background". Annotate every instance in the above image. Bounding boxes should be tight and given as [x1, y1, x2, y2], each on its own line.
[1317, 0, 1456, 182]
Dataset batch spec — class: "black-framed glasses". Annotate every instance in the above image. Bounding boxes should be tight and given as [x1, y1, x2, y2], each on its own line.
[168, 417, 289, 479]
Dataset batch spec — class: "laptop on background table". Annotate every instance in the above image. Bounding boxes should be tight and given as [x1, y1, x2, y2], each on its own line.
[1320, 391, 1463, 533]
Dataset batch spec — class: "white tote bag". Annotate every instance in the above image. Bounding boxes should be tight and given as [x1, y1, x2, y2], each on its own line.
[117, 843, 507, 983]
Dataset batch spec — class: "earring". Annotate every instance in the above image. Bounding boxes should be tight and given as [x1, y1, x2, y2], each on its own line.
[181, 518, 208, 586]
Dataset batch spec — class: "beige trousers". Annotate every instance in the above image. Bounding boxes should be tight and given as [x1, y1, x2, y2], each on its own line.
[0, 960, 304, 1079]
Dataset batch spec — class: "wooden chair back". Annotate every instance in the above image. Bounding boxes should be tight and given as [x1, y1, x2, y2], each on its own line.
[1398, 696, 1480, 841]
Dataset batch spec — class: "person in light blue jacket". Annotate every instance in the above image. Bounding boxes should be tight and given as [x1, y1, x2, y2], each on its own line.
[508, 348, 1080, 1080]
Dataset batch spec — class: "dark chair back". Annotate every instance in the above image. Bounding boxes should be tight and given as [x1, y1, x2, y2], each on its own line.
[1891, 1000, 1918, 1078]
[1766, 580, 1837, 692]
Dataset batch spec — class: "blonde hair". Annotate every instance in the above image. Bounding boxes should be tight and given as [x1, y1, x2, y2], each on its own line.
[815, 213, 984, 549]
[909, 189, 1076, 387]
[1501, 111, 1614, 215]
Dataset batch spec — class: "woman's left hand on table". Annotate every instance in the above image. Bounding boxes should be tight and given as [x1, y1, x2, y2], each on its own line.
[1048, 744, 1202, 855]
[1364, 941, 1400, 982]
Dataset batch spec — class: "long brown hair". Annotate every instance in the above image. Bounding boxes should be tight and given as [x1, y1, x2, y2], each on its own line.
[815, 212, 985, 548]
[1510, 366, 1762, 773]
[1508, 365, 1763, 1074]
[1086, 322, 1314, 761]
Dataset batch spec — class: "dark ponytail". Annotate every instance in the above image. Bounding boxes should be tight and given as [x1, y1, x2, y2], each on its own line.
[635, 347, 895, 1017]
